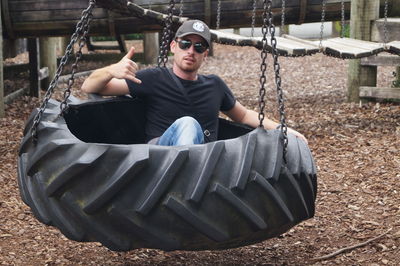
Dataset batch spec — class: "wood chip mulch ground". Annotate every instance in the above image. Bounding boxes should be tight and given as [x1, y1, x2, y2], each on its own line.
[1, 43, 399, 265]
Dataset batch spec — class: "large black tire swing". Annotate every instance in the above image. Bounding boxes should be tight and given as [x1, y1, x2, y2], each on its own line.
[17, 0, 317, 251]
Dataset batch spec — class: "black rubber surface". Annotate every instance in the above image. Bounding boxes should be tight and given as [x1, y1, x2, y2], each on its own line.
[18, 97, 317, 251]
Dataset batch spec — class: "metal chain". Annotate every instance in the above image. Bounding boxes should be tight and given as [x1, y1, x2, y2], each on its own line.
[30, 0, 96, 143]
[341, 0, 345, 38]
[179, 0, 184, 17]
[251, 0, 257, 37]
[266, 0, 288, 160]
[281, 0, 286, 35]
[158, 0, 175, 67]
[258, 0, 269, 128]
[319, 0, 326, 50]
[383, 0, 389, 46]
[60, 8, 94, 114]
[216, 0, 222, 30]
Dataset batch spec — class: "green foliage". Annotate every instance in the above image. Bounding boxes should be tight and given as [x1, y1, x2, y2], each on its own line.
[334, 21, 350, 37]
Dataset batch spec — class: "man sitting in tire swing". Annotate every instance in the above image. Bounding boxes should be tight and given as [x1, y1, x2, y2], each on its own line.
[81, 20, 307, 146]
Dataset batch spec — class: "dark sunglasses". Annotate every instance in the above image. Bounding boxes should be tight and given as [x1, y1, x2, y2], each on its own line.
[177, 39, 208, 53]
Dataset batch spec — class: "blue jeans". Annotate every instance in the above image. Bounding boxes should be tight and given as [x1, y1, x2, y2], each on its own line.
[157, 116, 204, 146]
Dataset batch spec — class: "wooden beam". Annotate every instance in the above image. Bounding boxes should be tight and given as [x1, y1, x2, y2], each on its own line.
[4, 88, 28, 104]
[371, 18, 400, 42]
[0, 4, 4, 118]
[360, 86, 400, 100]
[28, 38, 40, 97]
[3, 0, 400, 38]
[361, 55, 400, 67]
[347, 0, 379, 102]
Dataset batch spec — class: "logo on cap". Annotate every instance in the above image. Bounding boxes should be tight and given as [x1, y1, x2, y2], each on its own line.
[192, 22, 205, 32]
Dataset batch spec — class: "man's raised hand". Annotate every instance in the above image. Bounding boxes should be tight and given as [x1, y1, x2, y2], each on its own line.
[108, 47, 142, 84]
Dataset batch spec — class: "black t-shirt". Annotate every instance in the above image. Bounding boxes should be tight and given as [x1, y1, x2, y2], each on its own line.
[126, 67, 236, 142]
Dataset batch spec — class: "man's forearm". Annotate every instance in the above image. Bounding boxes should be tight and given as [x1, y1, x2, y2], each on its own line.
[243, 109, 279, 129]
[81, 66, 114, 94]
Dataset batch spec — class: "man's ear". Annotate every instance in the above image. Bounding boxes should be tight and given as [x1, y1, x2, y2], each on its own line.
[203, 50, 209, 60]
[170, 40, 177, 54]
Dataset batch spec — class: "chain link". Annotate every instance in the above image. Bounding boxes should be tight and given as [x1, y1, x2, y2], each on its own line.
[60, 9, 94, 114]
[319, 0, 326, 50]
[281, 0, 286, 35]
[30, 0, 96, 143]
[179, 0, 184, 17]
[251, 0, 257, 37]
[383, 0, 389, 46]
[258, 0, 269, 128]
[266, 0, 288, 160]
[158, 0, 176, 67]
[341, 0, 345, 38]
[216, 0, 222, 30]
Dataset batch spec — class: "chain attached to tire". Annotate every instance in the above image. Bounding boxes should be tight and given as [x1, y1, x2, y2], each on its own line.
[30, 0, 96, 143]
[267, 0, 288, 160]
[60, 6, 94, 114]
[258, 0, 269, 128]
[259, 0, 288, 161]
[158, 0, 176, 67]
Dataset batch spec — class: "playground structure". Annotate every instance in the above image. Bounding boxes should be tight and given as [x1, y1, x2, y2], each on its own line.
[3, 0, 400, 254]
[1, 0, 400, 118]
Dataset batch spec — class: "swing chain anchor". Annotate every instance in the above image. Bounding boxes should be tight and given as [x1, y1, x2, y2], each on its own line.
[158, 0, 176, 67]
[30, 0, 96, 144]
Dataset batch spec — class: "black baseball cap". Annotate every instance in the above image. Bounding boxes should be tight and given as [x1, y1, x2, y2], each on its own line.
[175, 20, 211, 47]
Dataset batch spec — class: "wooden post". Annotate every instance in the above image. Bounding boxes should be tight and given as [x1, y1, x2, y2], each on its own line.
[394, 66, 400, 88]
[40, 37, 58, 89]
[58, 36, 70, 56]
[144, 32, 159, 65]
[347, 0, 379, 102]
[28, 38, 40, 97]
[0, 5, 4, 118]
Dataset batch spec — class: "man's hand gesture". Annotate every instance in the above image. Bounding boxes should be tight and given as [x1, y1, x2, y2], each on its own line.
[109, 47, 142, 84]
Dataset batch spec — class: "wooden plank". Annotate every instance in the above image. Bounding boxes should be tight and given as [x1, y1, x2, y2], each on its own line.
[387, 41, 400, 55]
[317, 39, 373, 59]
[9, 0, 88, 11]
[0, 4, 4, 118]
[329, 37, 383, 51]
[279, 35, 319, 55]
[361, 54, 400, 66]
[211, 30, 260, 47]
[321, 38, 384, 58]
[359, 86, 400, 100]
